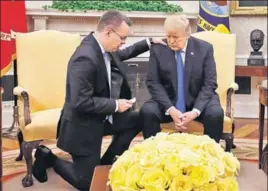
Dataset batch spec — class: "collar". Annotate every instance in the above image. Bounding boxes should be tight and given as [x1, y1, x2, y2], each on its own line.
[181, 40, 188, 53]
[93, 34, 105, 54]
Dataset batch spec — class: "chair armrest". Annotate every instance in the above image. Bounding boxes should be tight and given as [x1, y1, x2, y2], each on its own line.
[13, 86, 31, 125]
[228, 83, 239, 91]
[226, 83, 239, 118]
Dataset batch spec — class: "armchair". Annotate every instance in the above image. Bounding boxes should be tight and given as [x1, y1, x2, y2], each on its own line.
[161, 31, 238, 152]
[13, 30, 81, 187]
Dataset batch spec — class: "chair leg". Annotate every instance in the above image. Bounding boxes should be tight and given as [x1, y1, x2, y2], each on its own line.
[231, 122, 236, 149]
[21, 140, 41, 187]
[15, 130, 24, 161]
[223, 133, 234, 152]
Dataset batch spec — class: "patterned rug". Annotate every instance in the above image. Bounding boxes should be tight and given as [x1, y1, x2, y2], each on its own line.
[2, 137, 264, 177]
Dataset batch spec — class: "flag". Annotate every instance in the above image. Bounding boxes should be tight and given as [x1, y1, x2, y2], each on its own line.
[0, 0, 27, 77]
[197, 0, 230, 34]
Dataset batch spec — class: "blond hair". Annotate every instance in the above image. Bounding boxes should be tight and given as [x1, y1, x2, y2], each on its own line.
[164, 14, 191, 36]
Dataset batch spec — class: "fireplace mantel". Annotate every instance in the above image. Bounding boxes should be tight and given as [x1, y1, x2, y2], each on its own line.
[25, 8, 198, 44]
[26, 8, 198, 19]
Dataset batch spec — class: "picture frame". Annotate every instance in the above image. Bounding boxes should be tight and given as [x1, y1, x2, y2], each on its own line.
[230, 0, 267, 15]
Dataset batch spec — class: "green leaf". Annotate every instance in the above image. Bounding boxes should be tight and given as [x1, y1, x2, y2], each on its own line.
[46, 0, 183, 13]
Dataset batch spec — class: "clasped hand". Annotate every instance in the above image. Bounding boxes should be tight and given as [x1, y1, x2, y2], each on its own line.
[169, 107, 198, 131]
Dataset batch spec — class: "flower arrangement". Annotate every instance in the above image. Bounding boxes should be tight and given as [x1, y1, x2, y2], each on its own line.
[108, 132, 240, 191]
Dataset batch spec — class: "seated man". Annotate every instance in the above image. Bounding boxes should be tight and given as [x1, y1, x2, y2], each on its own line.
[140, 14, 224, 143]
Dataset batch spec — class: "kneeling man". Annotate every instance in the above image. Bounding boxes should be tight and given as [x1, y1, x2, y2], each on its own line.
[141, 15, 223, 143]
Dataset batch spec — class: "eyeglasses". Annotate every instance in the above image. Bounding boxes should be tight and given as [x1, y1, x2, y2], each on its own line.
[110, 28, 127, 41]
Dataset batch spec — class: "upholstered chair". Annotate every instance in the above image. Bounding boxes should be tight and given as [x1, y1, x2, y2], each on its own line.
[13, 30, 81, 187]
[161, 31, 238, 152]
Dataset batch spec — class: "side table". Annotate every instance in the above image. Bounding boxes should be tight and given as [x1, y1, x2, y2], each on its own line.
[90, 165, 112, 191]
[258, 81, 267, 169]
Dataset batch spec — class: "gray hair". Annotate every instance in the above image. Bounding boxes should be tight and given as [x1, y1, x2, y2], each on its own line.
[96, 10, 132, 32]
[164, 14, 191, 36]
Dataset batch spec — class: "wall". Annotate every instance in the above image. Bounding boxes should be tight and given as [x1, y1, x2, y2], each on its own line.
[2, 1, 267, 128]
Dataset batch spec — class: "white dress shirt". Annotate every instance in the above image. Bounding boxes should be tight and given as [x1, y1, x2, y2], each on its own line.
[93, 35, 117, 123]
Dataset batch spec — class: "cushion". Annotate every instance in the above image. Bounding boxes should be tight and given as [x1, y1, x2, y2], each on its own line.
[19, 108, 61, 141]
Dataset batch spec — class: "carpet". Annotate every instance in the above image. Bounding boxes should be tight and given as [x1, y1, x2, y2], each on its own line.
[2, 137, 265, 177]
[3, 161, 267, 191]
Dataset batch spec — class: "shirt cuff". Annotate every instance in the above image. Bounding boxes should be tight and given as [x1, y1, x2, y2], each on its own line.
[146, 38, 151, 48]
[115, 100, 118, 112]
[165, 106, 174, 115]
[192, 108, 201, 116]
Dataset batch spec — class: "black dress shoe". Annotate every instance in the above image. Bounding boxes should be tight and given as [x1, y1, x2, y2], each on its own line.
[32, 145, 57, 183]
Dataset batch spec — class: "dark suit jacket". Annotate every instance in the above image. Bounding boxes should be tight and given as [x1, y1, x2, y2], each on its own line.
[57, 33, 149, 155]
[147, 36, 219, 114]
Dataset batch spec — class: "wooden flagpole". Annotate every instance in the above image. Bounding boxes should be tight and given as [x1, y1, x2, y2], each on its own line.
[0, 87, 3, 190]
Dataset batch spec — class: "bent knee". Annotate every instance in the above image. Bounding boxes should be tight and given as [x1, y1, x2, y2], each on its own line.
[206, 106, 224, 119]
[140, 102, 158, 117]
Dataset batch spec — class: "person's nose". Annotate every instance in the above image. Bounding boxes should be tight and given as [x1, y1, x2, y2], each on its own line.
[170, 38, 175, 44]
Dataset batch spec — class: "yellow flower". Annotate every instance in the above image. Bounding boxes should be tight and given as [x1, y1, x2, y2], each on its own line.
[139, 150, 160, 170]
[216, 177, 239, 191]
[125, 164, 143, 189]
[112, 150, 138, 170]
[189, 166, 215, 187]
[108, 133, 240, 191]
[131, 141, 155, 155]
[156, 141, 180, 155]
[222, 152, 240, 177]
[161, 154, 183, 177]
[210, 157, 225, 177]
[194, 182, 218, 191]
[169, 174, 193, 191]
[139, 169, 171, 191]
[201, 142, 225, 158]
[178, 148, 201, 167]
[108, 166, 126, 190]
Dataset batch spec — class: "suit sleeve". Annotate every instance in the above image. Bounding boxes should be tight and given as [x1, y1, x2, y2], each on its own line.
[117, 39, 149, 61]
[69, 56, 116, 115]
[193, 45, 218, 113]
[146, 47, 173, 111]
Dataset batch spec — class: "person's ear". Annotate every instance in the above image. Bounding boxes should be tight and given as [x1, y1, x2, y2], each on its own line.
[104, 28, 111, 37]
[107, 30, 111, 37]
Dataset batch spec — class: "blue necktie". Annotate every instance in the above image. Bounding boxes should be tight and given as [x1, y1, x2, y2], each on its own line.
[175, 51, 186, 113]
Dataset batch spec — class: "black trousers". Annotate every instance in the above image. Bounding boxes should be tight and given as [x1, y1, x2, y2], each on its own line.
[140, 99, 224, 143]
[53, 111, 141, 191]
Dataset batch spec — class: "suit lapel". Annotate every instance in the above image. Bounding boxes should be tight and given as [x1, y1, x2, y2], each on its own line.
[184, 37, 194, 96]
[98, 53, 109, 87]
[169, 50, 178, 94]
[89, 33, 109, 88]
[164, 48, 177, 94]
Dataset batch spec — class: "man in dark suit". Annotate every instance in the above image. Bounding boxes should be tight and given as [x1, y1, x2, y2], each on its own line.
[140, 15, 224, 143]
[32, 10, 165, 190]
